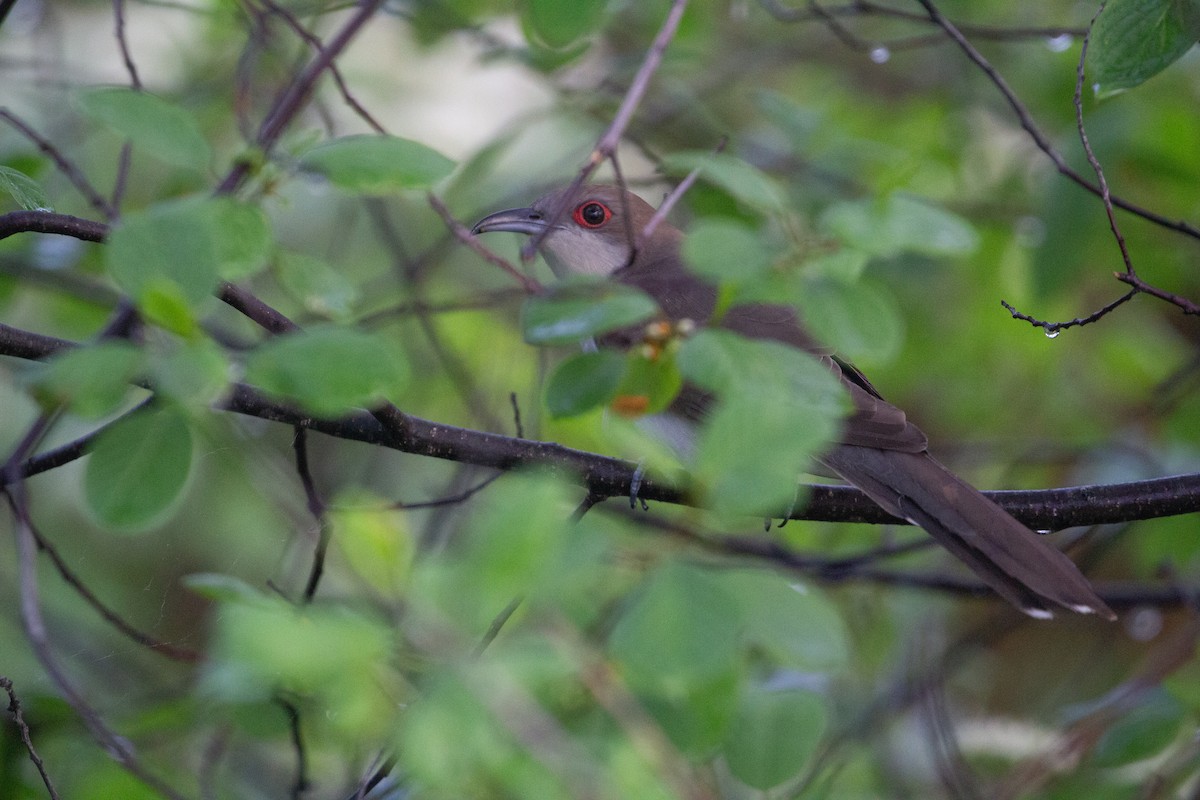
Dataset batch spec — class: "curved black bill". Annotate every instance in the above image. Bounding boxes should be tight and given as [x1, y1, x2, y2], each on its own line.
[471, 207, 547, 236]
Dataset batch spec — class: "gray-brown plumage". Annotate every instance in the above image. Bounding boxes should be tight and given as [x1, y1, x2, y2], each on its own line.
[473, 184, 1114, 620]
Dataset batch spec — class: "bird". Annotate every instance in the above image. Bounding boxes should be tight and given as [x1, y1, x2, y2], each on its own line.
[472, 183, 1115, 621]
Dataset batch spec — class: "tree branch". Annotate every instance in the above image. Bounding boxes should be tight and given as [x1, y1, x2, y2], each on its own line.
[2, 321, 1196, 530]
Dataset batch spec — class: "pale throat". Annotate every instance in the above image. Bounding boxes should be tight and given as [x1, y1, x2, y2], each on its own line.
[540, 227, 631, 277]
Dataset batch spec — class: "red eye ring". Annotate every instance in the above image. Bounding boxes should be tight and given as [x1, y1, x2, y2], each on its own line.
[573, 201, 612, 228]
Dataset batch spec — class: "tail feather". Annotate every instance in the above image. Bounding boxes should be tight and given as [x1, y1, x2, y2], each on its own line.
[820, 445, 1114, 620]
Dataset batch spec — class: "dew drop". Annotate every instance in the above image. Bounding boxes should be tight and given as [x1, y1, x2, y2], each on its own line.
[869, 46, 891, 64]
[1127, 606, 1163, 642]
[1045, 329, 1060, 339]
[1045, 34, 1073, 53]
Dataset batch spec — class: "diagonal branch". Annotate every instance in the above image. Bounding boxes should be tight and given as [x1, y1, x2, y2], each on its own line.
[913, 0, 1200, 243]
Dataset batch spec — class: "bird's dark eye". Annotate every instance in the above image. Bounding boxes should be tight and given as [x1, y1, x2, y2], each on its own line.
[573, 201, 612, 228]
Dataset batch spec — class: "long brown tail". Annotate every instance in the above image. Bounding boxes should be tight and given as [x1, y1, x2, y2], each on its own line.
[819, 445, 1115, 620]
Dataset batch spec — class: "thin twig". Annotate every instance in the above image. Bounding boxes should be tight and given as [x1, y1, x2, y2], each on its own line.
[1074, 2, 1133, 276]
[999, 290, 1136, 337]
[279, 698, 310, 800]
[32, 520, 201, 662]
[3, 418, 190, 800]
[113, 0, 143, 89]
[383, 472, 503, 511]
[913, 0, 1200, 242]
[217, 0, 388, 194]
[523, 0, 690, 261]
[639, 136, 727, 243]
[1114, 272, 1200, 315]
[428, 193, 542, 293]
[294, 427, 331, 603]
[762, 0, 1084, 41]
[255, 0, 387, 133]
[0, 110, 117, 219]
[473, 596, 523, 657]
[1, 676, 60, 800]
[508, 392, 524, 439]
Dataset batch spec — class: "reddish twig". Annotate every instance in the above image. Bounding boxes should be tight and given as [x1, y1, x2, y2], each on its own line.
[254, 0, 387, 134]
[217, 0, 388, 194]
[427, 193, 543, 294]
[522, 0, 690, 261]
[113, 0, 142, 89]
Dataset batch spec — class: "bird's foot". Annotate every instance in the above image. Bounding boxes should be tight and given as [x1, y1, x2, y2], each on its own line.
[630, 461, 649, 510]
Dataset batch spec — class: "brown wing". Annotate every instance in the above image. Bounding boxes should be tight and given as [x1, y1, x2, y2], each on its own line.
[617, 257, 928, 453]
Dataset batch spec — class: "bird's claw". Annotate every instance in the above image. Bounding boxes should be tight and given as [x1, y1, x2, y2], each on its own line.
[630, 461, 649, 510]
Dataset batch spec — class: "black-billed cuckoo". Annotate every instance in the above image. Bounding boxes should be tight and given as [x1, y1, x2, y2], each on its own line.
[473, 184, 1114, 620]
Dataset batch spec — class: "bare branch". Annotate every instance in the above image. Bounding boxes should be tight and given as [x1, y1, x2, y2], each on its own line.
[2, 320, 1199, 530]
[113, 0, 142, 89]
[1, 676, 60, 800]
[913, 0, 1200, 243]
[1000, 291, 1136, 337]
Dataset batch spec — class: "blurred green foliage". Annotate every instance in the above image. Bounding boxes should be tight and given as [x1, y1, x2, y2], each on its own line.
[1, 0, 1199, 797]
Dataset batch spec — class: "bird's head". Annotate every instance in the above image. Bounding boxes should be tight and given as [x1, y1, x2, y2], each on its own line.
[472, 184, 680, 278]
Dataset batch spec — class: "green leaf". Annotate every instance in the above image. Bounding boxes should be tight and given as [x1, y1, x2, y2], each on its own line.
[84, 404, 193, 532]
[716, 570, 850, 670]
[1090, 0, 1200, 97]
[641, 670, 741, 757]
[677, 331, 848, 514]
[793, 277, 904, 364]
[0, 165, 50, 211]
[412, 473, 577, 632]
[201, 598, 396, 741]
[183, 573, 265, 604]
[1091, 688, 1187, 767]
[243, 327, 409, 417]
[76, 87, 211, 170]
[105, 196, 221, 307]
[33, 341, 144, 419]
[521, 282, 658, 345]
[819, 194, 978, 258]
[299, 134, 455, 194]
[608, 562, 742, 693]
[331, 492, 415, 597]
[723, 687, 827, 789]
[522, 0, 608, 48]
[399, 671, 568, 797]
[613, 350, 684, 417]
[660, 151, 787, 215]
[682, 219, 772, 286]
[150, 339, 230, 409]
[210, 199, 272, 280]
[544, 349, 626, 417]
[139, 280, 200, 338]
[276, 251, 360, 320]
